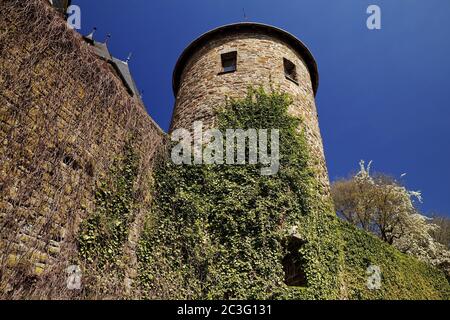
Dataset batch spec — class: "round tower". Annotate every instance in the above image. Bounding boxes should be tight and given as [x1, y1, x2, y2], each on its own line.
[170, 23, 329, 189]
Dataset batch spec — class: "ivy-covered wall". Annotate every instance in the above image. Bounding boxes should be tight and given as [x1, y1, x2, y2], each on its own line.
[1, 0, 448, 300]
[77, 142, 142, 298]
[0, 0, 165, 299]
[136, 89, 449, 300]
[136, 89, 342, 299]
[339, 222, 450, 300]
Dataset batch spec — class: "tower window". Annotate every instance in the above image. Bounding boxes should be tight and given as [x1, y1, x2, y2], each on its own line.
[283, 237, 308, 287]
[283, 58, 298, 84]
[220, 51, 237, 74]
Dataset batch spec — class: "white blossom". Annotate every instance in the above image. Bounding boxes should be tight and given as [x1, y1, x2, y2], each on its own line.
[337, 161, 450, 274]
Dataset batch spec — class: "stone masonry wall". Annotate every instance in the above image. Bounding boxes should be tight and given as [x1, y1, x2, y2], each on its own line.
[0, 0, 165, 298]
[170, 32, 330, 191]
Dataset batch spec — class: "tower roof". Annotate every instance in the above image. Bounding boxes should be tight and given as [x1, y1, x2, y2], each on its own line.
[48, 0, 71, 13]
[172, 22, 319, 97]
[82, 32, 142, 103]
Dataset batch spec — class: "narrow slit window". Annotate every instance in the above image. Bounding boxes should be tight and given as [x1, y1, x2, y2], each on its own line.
[221, 51, 237, 74]
[283, 58, 298, 84]
[283, 237, 308, 287]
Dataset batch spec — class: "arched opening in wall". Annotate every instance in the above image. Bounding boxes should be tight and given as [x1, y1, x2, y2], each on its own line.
[85, 161, 95, 177]
[62, 154, 80, 171]
[283, 236, 308, 287]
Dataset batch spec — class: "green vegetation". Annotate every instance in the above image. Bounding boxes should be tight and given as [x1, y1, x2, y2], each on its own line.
[137, 88, 341, 299]
[332, 162, 450, 281]
[77, 89, 449, 300]
[79, 142, 138, 269]
[339, 221, 450, 300]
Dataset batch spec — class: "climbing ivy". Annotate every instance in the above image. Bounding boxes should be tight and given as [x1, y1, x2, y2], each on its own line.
[137, 88, 342, 299]
[339, 221, 450, 300]
[78, 142, 138, 269]
[81, 89, 449, 300]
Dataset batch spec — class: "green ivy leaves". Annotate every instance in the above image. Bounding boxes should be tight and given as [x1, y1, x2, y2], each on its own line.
[137, 88, 341, 299]
[78, 142, 138, 268]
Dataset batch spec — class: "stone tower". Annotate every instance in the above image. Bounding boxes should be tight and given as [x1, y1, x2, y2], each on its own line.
[170, 23, 329, 189]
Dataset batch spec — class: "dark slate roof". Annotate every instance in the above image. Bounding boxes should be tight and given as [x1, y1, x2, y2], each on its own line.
[173, 22, 319, 96]
[91, 41, 112, 61]
[82, 34, 142, 103]
[49, 0, 71, 12]
[111, 57, 140, 99]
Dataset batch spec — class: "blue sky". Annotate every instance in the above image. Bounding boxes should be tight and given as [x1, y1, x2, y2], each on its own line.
[72, 0, 450, 216]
